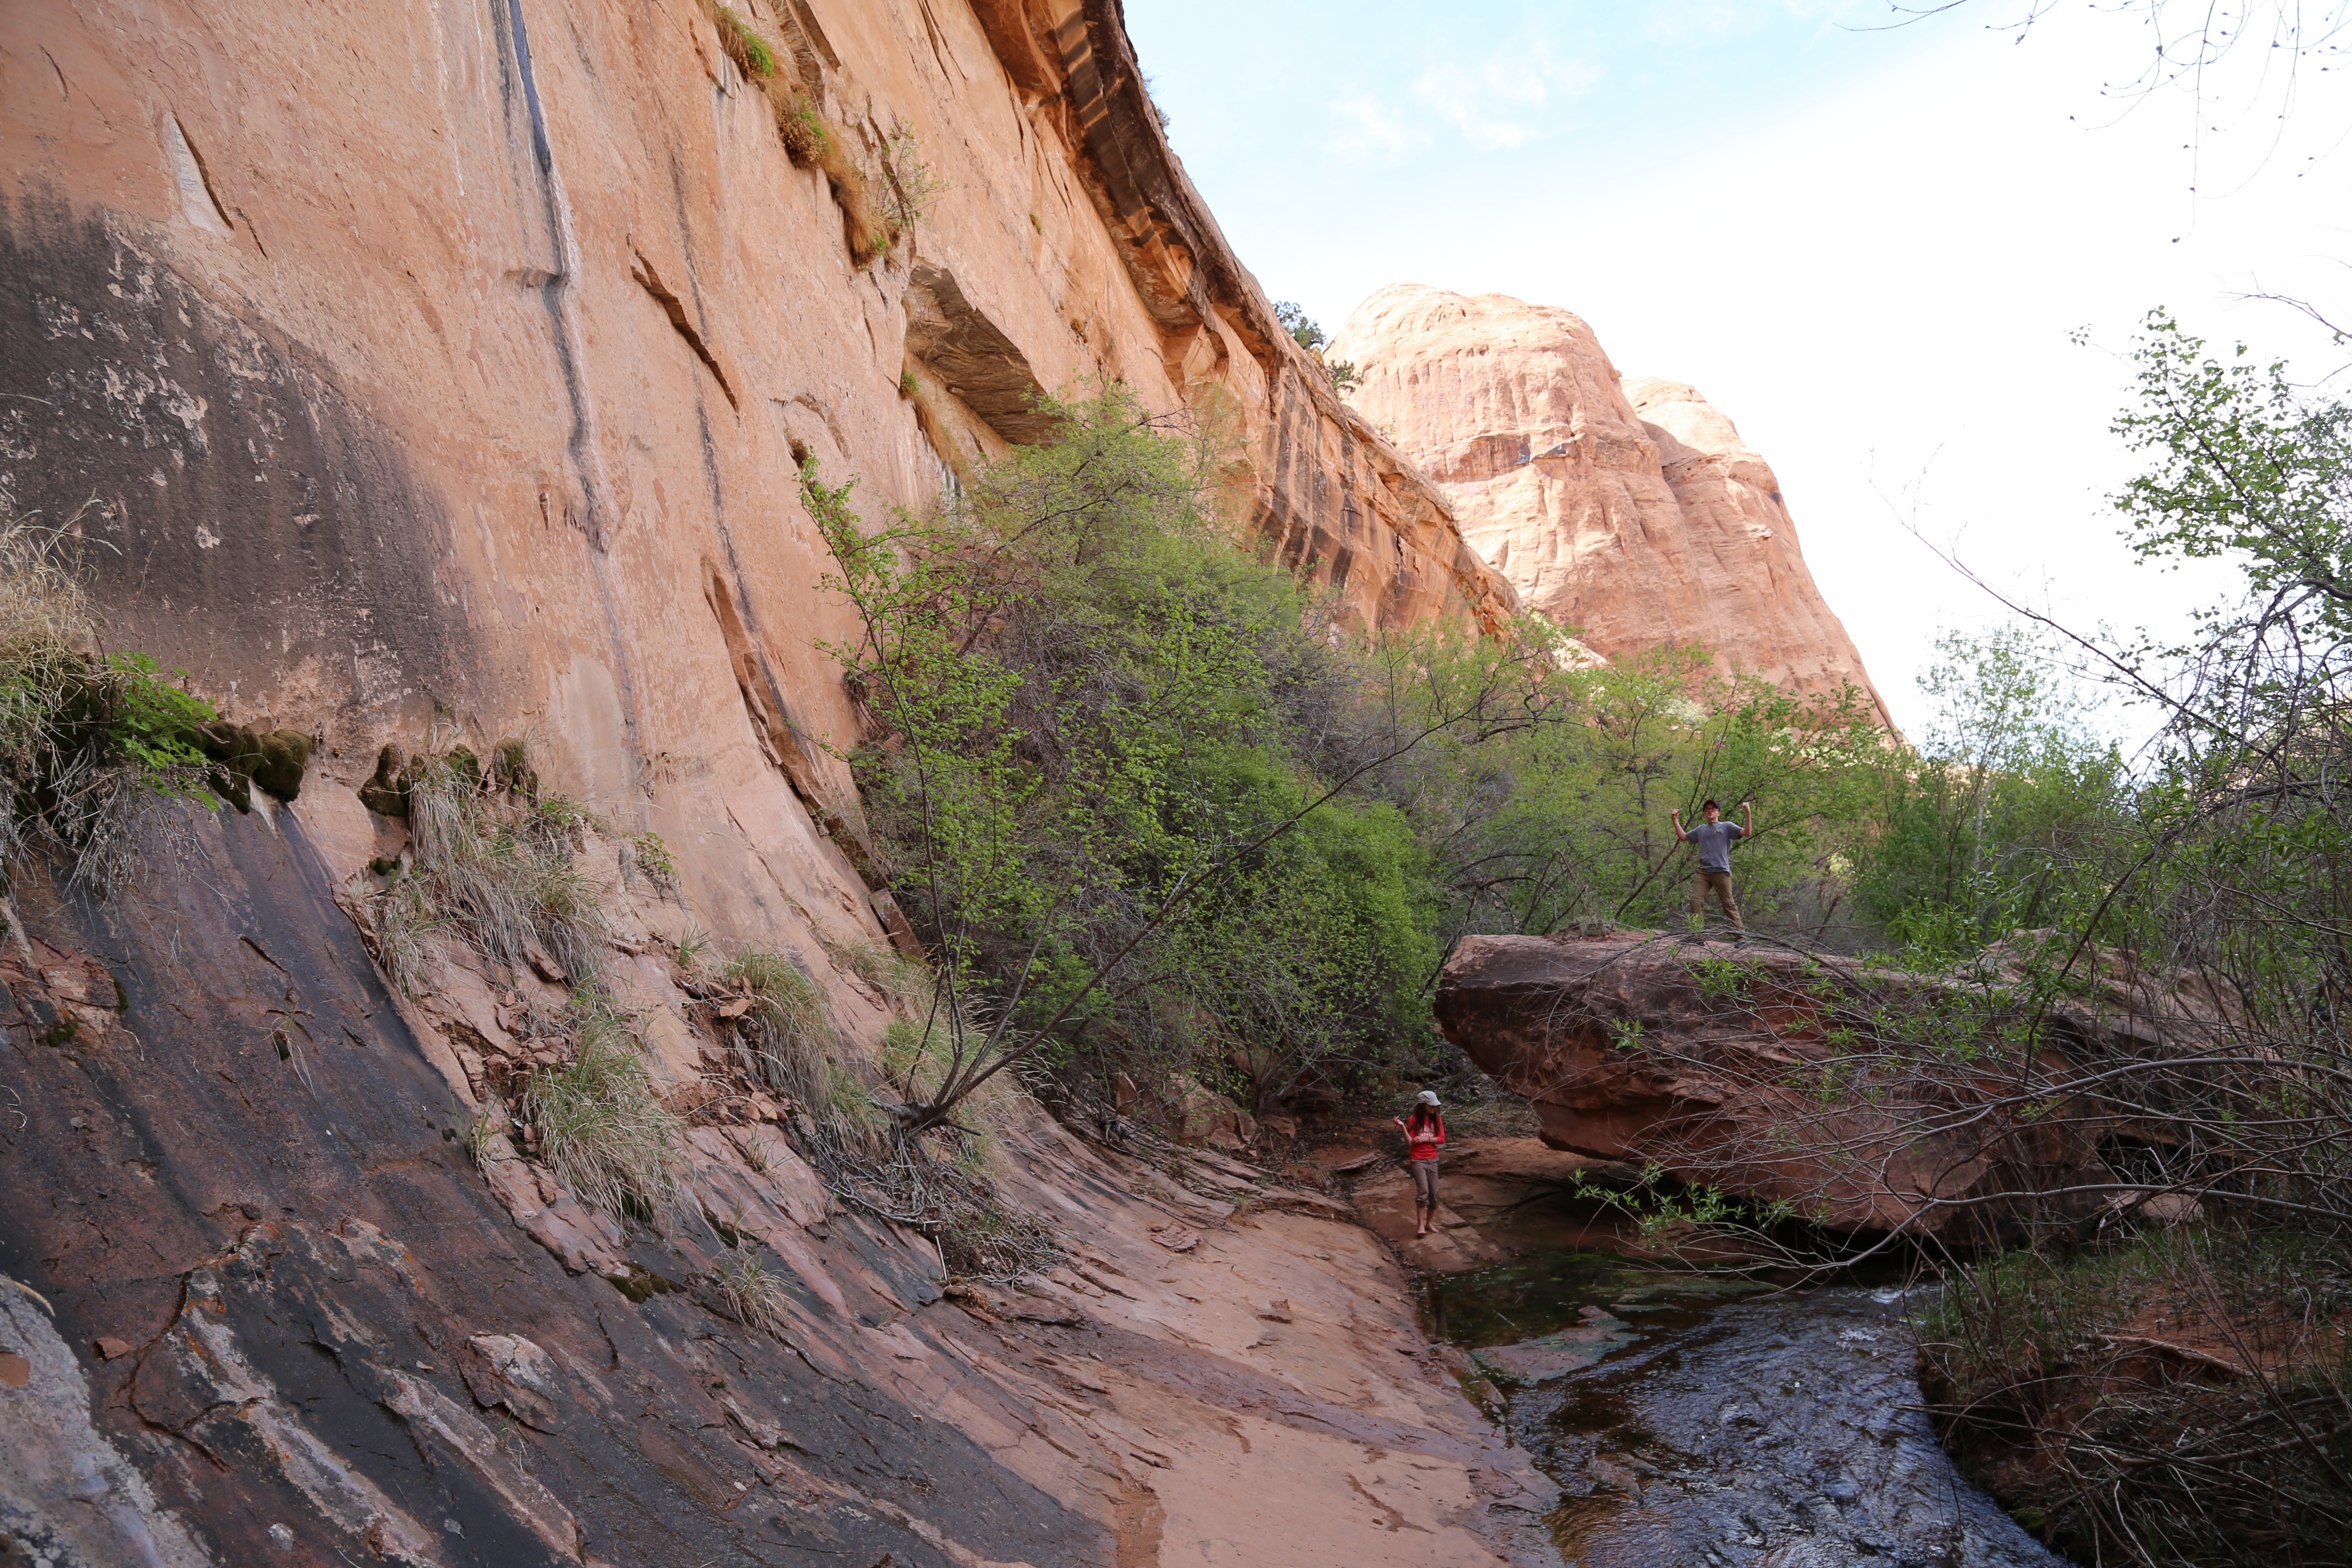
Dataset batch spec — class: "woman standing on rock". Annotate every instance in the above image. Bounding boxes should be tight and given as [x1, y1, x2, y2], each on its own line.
[1394, 1091, 1446, 1237]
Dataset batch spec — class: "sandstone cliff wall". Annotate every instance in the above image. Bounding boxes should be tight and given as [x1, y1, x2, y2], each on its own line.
[1332, 284, 1890, 722]
[1, 0, 1516, 948]
[0, 1, 1540, 1562]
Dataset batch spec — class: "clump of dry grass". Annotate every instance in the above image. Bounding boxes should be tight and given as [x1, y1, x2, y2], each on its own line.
[827, 934, 930, 1011]
[706, 1248, 789, 1334]
[520, 986, 683, 1219]
[709, 4, 775, 79]
[366, 876, 448, 997]
[934, 1185, 1060, 1283]
[391, 754, 609, 986]
[809, 122, 893, 266]
[778, 101, 827, 165]
[717, 941, 895, 1149]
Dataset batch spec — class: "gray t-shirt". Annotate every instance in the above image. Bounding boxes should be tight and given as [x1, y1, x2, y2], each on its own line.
[1685, 819, 1745, 873]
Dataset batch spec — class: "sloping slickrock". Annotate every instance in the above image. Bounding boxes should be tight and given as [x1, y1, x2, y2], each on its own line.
[0, 805, 1556, 1565]
[1332, 285, 1890, 720]
[1433, 934, 2110, 1236]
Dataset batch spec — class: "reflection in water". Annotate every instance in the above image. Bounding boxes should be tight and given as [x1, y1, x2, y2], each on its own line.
[1427, 1254, 2064, 1568]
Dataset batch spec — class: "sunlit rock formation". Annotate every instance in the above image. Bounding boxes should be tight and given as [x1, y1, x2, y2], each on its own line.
[1332, 284, 1890, 721]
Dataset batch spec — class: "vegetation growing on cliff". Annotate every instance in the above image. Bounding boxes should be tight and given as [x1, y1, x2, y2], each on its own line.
[523, 986, 685, 1219]
[809, 389, 1888, 1135]
[364, 748, 609, 995]
[0, 514, 302, 897]
[1273, 300, 1361, 393]
[697, 0, 942, 266]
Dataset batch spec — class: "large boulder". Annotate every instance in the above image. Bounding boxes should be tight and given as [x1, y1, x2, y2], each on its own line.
[1434, 933, 2135, 1237]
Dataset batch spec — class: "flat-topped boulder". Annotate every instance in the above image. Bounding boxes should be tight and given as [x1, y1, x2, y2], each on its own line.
[1434, 933, 2135, 1237]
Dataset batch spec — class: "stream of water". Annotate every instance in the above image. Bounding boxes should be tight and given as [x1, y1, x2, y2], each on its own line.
[1426, 1252, 2067, 1568]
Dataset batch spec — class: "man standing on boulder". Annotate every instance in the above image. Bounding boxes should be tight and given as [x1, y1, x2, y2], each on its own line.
[1672, 797, 1752, 934]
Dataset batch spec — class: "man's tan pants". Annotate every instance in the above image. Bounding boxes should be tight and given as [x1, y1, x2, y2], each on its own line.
[1690, 870, 1741, 928]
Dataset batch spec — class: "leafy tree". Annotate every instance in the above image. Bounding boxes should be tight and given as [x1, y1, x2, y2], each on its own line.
[2114, 309, 2352, 640]
[1272, 300, 1328, 353]
[1855, 625, 2127, 961]
[1398, 647, 1888, 945]
[810, 389, 1569, 1127]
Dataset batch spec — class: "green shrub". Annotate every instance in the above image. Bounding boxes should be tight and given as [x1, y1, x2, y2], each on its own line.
[1853, 625, 2126, 965]
[876, 122, 946, 232]
[0, 517, 228, 892]
[620, 830, 676, 891]
[521, 988, 683, 1219]
[813, 389, 1458, 1115]
[712, 5, 775, 77]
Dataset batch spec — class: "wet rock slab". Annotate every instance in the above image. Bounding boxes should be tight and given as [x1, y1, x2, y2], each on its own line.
[1472, 1310, 1638, 1385]
[1429, 1260, 2063, 1568]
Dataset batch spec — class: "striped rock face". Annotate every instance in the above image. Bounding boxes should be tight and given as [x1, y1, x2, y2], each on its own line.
[1332, 284, 1891, 724]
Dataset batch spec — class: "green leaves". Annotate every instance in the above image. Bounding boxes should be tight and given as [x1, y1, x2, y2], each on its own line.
[101, 652, 215, 772]
[1856, 625, 2127, 966]
[811, 389, 1437, 1115]
[2116, 308, 2352, 633]
[1405, 643, 1889, 938]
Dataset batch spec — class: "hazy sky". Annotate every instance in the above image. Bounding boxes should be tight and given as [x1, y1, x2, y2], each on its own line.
[1124, 0, 2352, 742]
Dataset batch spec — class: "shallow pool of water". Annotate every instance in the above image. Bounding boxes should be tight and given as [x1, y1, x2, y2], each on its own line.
[1426, 1253, 2064, 1568]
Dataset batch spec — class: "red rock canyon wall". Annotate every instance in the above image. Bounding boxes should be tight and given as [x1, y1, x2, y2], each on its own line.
[1332, 283, 1890, 722]
[0, 2, 1546, 1564]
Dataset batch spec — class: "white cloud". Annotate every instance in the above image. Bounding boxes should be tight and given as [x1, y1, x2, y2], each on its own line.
[1410, 43, 1601, 151]
[1324, 91, 1431, 163]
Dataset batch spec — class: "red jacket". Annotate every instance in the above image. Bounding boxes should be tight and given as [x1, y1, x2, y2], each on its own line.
[1403, 1115, 1445, 1161]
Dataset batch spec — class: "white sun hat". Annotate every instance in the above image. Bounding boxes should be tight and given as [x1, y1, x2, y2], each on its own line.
[1415, 1090, 1441, 1106]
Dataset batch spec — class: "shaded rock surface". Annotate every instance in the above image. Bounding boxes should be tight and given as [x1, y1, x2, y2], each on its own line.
[1434, 934, 2117, 1236]
[1341, 1136, 1641, 1274]
[0, 806, 1557, 1565]
[1332, 285, 1889, 720]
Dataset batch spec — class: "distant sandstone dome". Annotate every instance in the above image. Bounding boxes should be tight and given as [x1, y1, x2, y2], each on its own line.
[1331, 283, 1890, 723]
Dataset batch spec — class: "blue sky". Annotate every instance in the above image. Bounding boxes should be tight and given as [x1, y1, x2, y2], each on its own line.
[1125, 0, 2352, 743]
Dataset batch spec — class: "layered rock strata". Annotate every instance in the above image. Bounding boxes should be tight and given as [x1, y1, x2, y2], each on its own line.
[1332, 285, 1889, 720]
